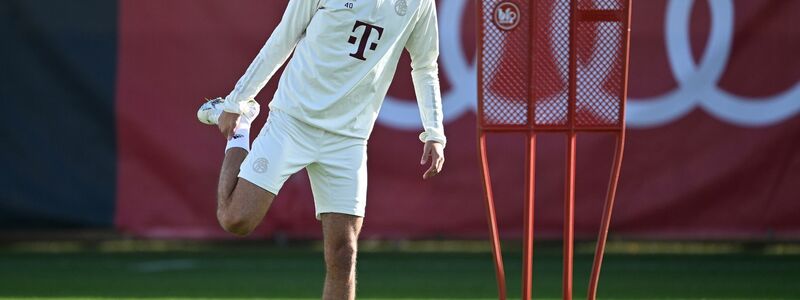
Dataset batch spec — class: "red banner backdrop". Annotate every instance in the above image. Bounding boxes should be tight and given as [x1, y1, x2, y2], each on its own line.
[115, 0, 800, 239]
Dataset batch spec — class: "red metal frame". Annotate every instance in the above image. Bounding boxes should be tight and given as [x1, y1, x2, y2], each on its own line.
[477, 1, 633, 299]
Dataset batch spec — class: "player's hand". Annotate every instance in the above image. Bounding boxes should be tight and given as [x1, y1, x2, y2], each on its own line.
[218, 111, 240, 140]
[421, 141, 445, 180]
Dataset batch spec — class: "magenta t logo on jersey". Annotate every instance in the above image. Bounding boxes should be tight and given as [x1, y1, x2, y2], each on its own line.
[348, 20, 384, 61]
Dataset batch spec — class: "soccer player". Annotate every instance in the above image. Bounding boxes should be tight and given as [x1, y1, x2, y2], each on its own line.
[196, 0, 446, 299]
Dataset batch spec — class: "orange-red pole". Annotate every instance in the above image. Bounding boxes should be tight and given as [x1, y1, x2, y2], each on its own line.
[478, 132, 507, 300]
[587, 131, 625, 300]
[564, 0, 578, 297]
[522, 132, 536, 300]
[563, 133, 577, 300]
[588, 0, 632, 297]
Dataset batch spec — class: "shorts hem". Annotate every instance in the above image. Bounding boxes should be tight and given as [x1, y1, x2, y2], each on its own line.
[237, 173, 280, 196]
[315, 207, 365, 220]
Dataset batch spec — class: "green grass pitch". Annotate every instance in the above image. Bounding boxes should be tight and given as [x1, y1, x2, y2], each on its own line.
[0, 243, 798, 299]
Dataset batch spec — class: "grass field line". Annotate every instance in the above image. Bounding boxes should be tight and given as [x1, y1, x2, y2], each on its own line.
[1, 298, 793, 300]
[2, 249, 797, 299]
[6, 239, 800, 255]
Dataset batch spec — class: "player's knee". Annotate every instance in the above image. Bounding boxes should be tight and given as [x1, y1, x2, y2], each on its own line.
[325, 239, 357, 275]
[217, 210, 256, 237]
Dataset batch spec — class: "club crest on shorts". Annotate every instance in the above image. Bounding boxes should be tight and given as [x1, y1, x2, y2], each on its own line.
[252, 158, 269, 174]
[493, 2, 520, 31]
[395, 0, 408, 16]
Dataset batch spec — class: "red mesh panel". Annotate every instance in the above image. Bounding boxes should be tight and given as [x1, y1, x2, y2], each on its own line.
[575, 0, 625, 128]
[532, 0, 570, 128]
[479, 0, 530, 127]
[478, 0, 628, 131]
[578, 0, 623, 10]
[575, 21, 624, 128]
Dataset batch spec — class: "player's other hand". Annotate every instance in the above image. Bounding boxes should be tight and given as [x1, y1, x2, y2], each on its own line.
[218, 111, 240, 140]
[421, 141, 445, 180]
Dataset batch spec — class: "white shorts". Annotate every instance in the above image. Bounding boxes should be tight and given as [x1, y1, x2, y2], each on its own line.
[239, 109, 368, 219]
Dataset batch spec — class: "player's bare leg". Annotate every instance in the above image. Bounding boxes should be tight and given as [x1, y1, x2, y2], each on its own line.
[216, 148, 275, 236]
[321, 213, 363, 300]
[198, 98, 272, 236]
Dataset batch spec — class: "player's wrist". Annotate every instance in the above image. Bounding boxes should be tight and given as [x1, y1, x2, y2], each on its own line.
[425, 139, 445, 147]
[419, 132, 446, 148]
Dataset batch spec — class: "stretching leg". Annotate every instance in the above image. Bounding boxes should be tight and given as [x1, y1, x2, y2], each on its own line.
[216, 148, 275, 236]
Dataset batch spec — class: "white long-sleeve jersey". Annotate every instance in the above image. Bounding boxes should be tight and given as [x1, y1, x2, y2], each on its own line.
[223, 0, 446, 146]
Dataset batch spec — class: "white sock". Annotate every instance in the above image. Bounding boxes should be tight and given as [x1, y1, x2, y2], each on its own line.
[225, 114, 254, 152]
[225, 128, 250, 152]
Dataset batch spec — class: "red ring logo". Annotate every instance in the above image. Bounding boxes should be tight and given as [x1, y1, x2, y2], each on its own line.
[493, 2, 521, 31]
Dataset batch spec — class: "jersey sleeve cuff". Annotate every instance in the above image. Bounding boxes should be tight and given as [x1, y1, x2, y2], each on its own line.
[419, 131, 447, 148]
[222, 96, 248, 114]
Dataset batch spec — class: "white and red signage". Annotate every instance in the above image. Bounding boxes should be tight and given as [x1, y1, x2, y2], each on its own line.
[115, 0, 800, 239]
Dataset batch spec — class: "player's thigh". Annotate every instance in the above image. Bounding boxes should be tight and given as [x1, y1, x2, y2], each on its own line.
[239, 109, 315, 196]
[307, 140, 368, 219]
[226, 178, 276, 221]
